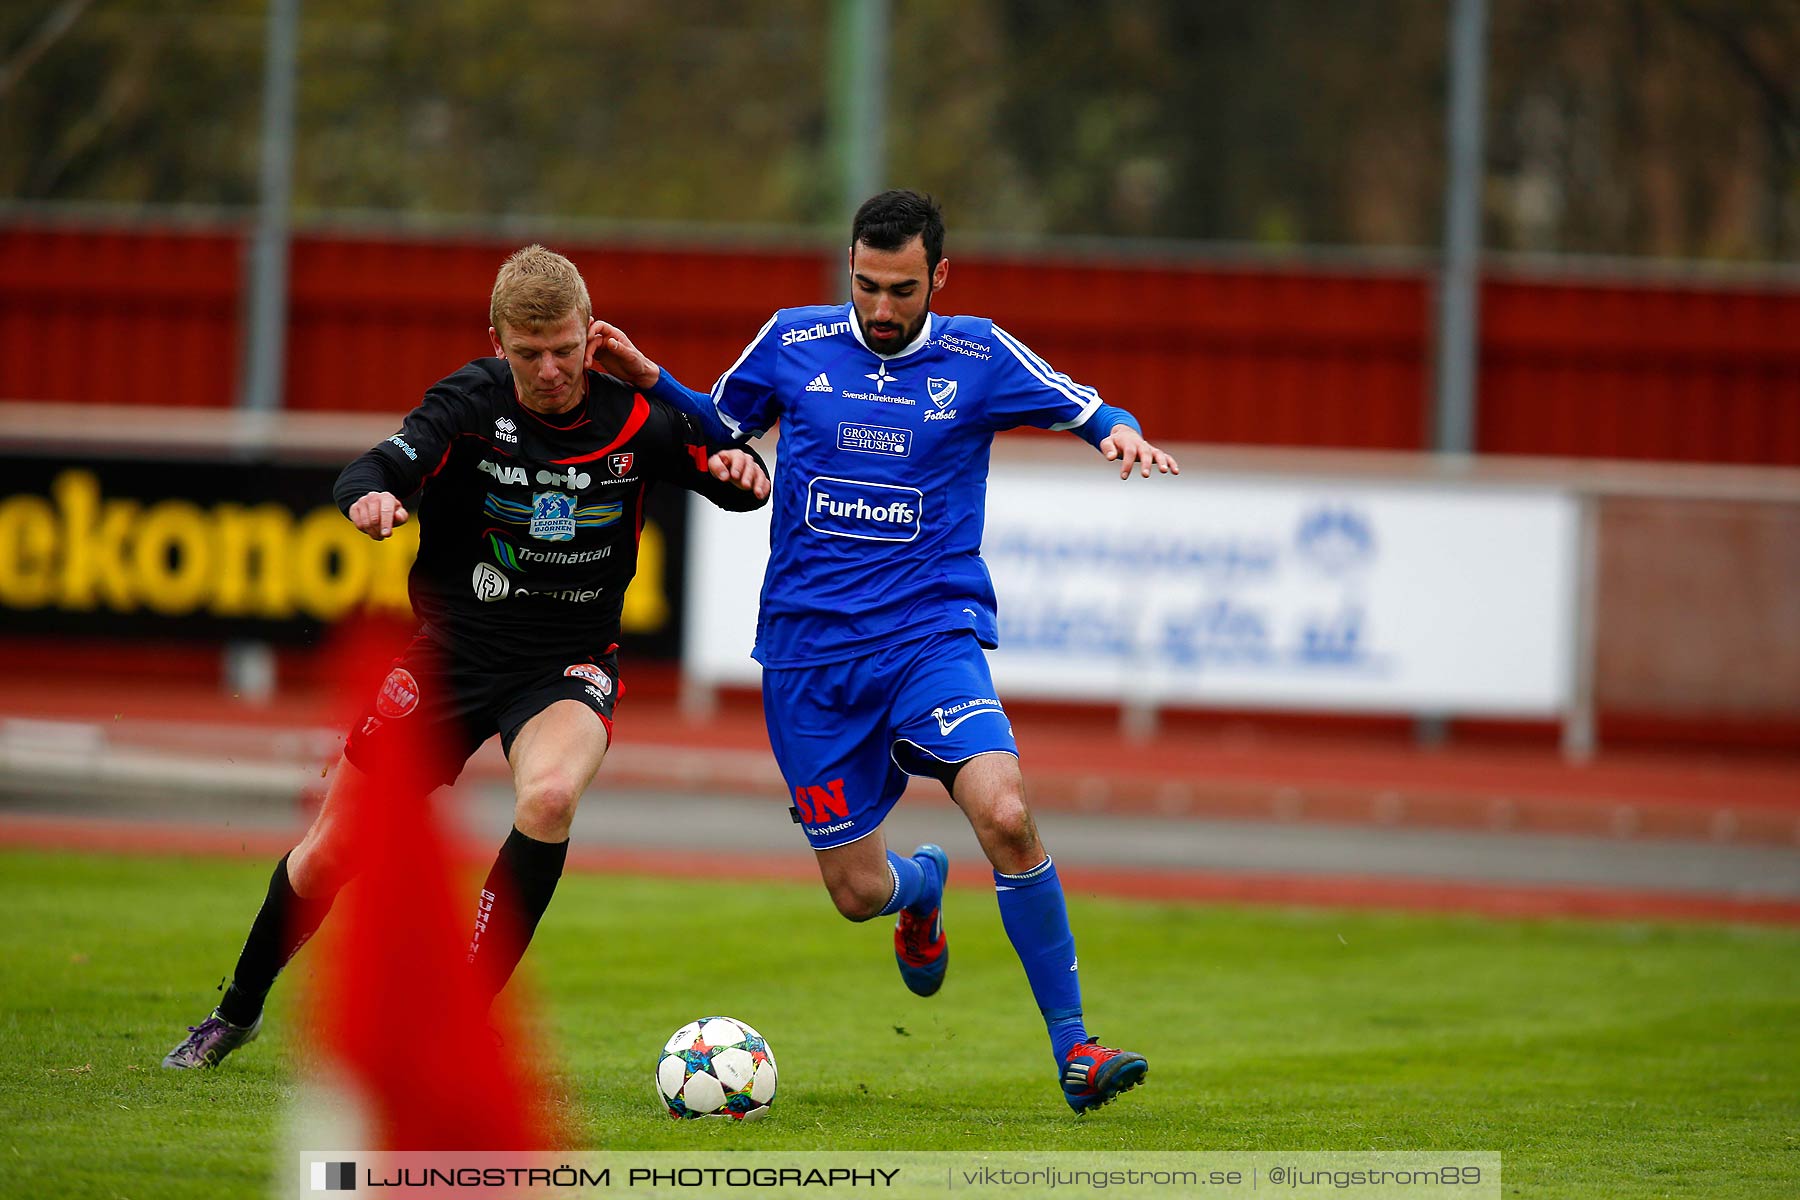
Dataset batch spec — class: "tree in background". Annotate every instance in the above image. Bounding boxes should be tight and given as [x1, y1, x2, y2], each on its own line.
[0, 0, 263, 205]
[1, 0, 1793, 260]
[1485, 0, 1798, 259]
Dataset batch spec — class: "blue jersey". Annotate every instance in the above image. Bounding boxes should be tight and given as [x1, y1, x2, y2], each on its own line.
[651, 304, 1138, 667]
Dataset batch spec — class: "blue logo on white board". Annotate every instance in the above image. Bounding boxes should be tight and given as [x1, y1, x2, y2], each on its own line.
[1295, 507, 1375, 575]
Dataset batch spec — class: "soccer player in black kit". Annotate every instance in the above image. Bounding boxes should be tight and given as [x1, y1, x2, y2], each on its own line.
[163, 245, 770, 1069]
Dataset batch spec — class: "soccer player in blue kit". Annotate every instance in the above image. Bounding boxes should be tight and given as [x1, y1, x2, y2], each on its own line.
[588, 191, 1179, 1112]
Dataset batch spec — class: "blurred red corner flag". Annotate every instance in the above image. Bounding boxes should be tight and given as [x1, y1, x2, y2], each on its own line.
[302, 621, 556, 1150]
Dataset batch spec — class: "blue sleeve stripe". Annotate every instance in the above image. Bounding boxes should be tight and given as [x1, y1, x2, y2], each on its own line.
[709, 312, 779, 438]
[990, 324, 1103, 429]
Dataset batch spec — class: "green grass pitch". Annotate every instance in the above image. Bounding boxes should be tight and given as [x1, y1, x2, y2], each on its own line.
[2, 849, 1796, 1198]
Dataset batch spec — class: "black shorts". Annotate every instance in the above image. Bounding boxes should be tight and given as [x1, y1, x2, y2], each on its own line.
[342, 631, 621, 793]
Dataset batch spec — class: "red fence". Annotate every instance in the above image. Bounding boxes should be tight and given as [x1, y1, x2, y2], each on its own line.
[3, 221, 1796, 464]
[1, 226, 242, 410]
[1479, 278, 1800, 463]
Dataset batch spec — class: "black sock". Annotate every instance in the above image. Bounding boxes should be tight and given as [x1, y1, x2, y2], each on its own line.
[216, 852, 336, 1027]
[469, 826, 570, 999]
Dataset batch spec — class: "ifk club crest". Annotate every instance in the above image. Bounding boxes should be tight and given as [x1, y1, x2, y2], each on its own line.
[927, 378, 958, 409]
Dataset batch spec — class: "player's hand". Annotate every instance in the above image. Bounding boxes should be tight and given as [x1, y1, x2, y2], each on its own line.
[585, 319, 661, 390]
[710, 449, 771, 500]
[1100, 425, 1180, 480]
[348, 490, 409, 540]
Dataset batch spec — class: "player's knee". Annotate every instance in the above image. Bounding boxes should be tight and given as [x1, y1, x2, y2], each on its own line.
[514, 774, 583, 839]
[979, 791, 1037, 857]
[824, 873, 888, 922]
[289, 826, 352, 897]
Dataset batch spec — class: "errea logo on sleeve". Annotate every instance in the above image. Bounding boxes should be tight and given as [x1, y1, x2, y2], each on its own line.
[805, 477, 922, 542]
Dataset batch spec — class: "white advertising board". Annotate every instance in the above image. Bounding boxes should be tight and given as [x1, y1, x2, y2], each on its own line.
[687, 465, 1579, 715]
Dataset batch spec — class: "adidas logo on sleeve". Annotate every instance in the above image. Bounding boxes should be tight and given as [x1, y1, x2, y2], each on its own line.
[805, 373, 833, 393]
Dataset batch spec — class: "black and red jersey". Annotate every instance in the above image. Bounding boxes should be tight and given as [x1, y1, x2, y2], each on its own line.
[334, 357, 766, 666]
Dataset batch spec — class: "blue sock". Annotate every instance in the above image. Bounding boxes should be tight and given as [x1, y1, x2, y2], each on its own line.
[994, 856, 1087, 1067]
[877, 850, 938, 917]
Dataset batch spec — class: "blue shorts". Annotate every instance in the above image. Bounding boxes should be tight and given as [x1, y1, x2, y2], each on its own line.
[761, 630, 1019, 850]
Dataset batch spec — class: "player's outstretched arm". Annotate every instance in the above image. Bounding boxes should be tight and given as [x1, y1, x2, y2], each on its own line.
[334, 441, 422, 538]
[585, 319, 661, 390]
[1098, 425, 1181, 480]
[656, 401, 770, 513]
[346, 491, 409, 540]
[708, 448, 772, 502]
[588, 317, 746, 448]
[985, 323, 1177, 481]
[687, 438, 770, 512]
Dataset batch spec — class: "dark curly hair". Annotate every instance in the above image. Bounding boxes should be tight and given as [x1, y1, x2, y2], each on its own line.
[851, 189, 945, 272]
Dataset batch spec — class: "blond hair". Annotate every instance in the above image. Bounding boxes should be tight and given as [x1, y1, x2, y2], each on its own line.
[489, 244, 592, 336]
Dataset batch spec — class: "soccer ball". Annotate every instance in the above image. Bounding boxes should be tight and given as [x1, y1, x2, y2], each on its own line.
[655, 1016, 778, 1121]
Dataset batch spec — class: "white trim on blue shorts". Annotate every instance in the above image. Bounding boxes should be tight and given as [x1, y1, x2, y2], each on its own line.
[890, 741, 1020, 772]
